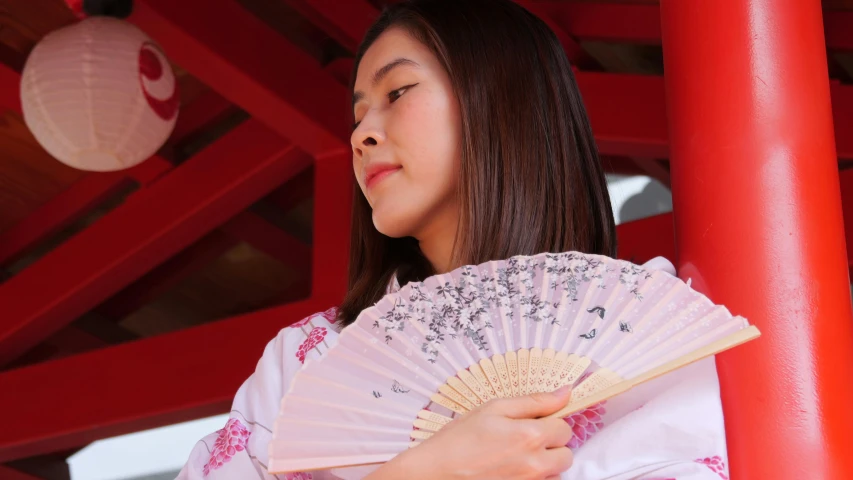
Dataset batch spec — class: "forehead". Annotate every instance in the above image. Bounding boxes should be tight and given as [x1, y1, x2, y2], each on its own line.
[354, 28, 437, 88]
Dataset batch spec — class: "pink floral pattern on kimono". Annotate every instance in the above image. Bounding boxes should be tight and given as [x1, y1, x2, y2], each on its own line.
[564, 402, 606, 449]
[291, 307, 338, 329]
[695, 456, 728, 479]
[296, 327, 328, 364]
[283, 473, 313, 480]
[202, 418, 250, 476]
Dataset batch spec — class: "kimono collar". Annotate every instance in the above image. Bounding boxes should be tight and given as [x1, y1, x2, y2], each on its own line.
[386, 275, 402, 295]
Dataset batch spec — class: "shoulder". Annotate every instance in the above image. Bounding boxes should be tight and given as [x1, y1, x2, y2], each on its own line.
[278, 306, 342, 368]
[232, 306, 342, 416]
[176, 307, 343, 479]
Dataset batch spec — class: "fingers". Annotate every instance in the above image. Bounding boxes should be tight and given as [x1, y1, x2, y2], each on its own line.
[542, 417, 574, 448]
[515, 417, 573, 450]
[536, 446, 574, 478]
[489, 386, 573, 419]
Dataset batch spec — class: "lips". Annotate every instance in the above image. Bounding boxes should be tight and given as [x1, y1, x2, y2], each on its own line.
[364, 164, 402, 189]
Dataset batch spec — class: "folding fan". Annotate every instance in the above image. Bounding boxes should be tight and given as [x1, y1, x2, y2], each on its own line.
[268, 251, 760, 474]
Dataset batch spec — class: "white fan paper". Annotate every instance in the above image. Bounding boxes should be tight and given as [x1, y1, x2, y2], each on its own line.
[269, 251, 760, 474]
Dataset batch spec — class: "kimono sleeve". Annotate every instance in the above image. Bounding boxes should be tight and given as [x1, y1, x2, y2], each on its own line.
[561, 357, 730, 480]
[175, 314, 329, 480]
[559, 257, 730, 480]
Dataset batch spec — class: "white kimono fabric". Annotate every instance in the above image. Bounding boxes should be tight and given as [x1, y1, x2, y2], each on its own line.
[177, 258, 730, 480]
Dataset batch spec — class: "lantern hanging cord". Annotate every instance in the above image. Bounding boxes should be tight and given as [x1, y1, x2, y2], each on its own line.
[65, 0, 134, 19]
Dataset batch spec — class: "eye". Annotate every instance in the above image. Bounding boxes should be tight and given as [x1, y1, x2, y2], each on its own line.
[352, 84, 418, 131]
[389, 83, 417, 103]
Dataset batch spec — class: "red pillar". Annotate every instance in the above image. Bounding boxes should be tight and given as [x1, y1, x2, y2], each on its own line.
[660, 1, 853, 478]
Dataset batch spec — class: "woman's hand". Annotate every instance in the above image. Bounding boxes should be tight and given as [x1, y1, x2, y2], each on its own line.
[367, 386, 574, 480]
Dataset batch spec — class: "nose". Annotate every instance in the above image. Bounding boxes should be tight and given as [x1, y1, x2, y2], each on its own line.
[351, 112, 385, 160]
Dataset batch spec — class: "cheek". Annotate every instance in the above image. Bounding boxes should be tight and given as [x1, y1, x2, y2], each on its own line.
[352, 155, 368, 200]
[392, 92, 461, 190]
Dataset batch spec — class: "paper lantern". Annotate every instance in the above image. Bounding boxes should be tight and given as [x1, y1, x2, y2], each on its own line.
[20, 16, 179, 172]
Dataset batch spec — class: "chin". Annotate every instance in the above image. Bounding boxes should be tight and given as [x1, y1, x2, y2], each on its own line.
[371, 204, 419, 239]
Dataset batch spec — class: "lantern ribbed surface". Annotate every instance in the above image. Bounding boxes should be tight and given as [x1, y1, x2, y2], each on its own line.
[20, 16, 179, 172]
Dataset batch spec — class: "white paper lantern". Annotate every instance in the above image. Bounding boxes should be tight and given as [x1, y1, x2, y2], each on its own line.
[20, 16, 179, 172]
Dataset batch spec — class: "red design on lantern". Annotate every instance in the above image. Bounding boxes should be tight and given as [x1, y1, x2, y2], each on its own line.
[139, 42, 180, 121]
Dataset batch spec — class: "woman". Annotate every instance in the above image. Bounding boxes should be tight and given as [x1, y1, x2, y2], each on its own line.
[177, 0, 729, 478]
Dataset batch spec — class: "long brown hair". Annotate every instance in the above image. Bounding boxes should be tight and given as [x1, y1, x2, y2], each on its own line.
[338, 0, 616, 327]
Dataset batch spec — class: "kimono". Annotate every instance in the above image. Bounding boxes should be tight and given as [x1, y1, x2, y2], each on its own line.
[176, 257, 730, 480]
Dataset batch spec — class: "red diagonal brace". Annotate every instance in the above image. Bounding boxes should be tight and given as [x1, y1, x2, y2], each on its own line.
[131, 0, 351, 156]
[281, 0, 378, 54]
[0, 298, 329, 463]
[0, 119, 310, 365]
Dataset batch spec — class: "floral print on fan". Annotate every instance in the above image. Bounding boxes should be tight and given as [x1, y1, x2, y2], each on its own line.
[296, 327, 328, 364]
[695, 455, 728, 479]
[202, 418, 251, 476]
[620, 264, 653, 300]
[372, 252, 640, 363]
[563, 402, 606, 449]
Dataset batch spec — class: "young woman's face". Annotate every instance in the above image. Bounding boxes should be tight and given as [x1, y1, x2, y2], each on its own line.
[351, 27, 462, 241]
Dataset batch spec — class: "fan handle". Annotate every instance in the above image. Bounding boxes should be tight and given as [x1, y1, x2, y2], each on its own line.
[546, 325, 761, 419]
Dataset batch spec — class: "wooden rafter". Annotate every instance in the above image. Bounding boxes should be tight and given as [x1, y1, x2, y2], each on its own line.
[0, 121, 310, 366]
[540, 3, 853, 52]
[0, 298, 329, 462]
[130, 0, 351, 156]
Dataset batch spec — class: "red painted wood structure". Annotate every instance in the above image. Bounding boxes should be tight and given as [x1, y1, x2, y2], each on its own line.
[0, 0, 851, 478]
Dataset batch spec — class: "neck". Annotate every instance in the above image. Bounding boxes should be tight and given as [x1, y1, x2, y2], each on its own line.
[416, 208, 459, 275]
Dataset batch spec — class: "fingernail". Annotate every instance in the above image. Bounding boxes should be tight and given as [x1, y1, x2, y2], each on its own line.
[552, 385, 571, 396]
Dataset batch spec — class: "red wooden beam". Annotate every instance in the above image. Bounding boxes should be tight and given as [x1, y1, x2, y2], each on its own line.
[310, 149, 352, 300]
[825, 11, 853, 51]
[281, 0, 378, 54]
[0, 62, 20, 113]
[599, 156, 648, 177]
[0, 465, 41, 480]
[95, 230, 238, 320]
[833, 82, 853, 158]
[219, 212, 312, 274]
[0, 69, 222, 267]
[0, 147, 351, 460]
[130, 0, 351, 156]
[578, 72, 669, 158]
[96, 214, 312, 321]
[629, 158, 671, 187]
[541, 3, 853, 52]
[0, 160, 171, 268]
[578, 73, 853, 159]
[266, 166, 315, 213]
[542, 3, 661, 45]
[515, 0, 593, 68]
[0, 298, 330, 462]
[7, 325, 108, 370]
[169, 89, 235, 143]
[615, 212, 675, 265]
[0, 120, 311, 365]
[840, 168, 853, 277]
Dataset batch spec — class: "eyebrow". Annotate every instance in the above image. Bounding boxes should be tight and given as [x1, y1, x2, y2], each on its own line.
[352, 57, 420, 107]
